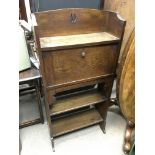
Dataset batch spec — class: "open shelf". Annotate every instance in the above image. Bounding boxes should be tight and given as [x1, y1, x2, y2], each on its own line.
[50, 89, 107, 116]
[40, 32, 120, 50]
[52, 108, 103, 137]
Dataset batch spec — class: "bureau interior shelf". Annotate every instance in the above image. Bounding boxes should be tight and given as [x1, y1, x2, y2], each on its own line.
[50, 88, 107, 116]
[52, 108, 103, 137]
[40, 32, 120, 50]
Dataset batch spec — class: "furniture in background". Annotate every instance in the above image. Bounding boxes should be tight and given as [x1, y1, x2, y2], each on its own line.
[19, 67, 44, 128]
[116, 29, 135, 154]
[33, 8, 126, 151]
[19, 25, 31, 72]
[19, 0, 28, 21]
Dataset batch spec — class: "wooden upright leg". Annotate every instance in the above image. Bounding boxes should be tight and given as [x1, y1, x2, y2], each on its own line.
[99, 120, 107, 134]
[123, 121, 135, 154]
[46, 90, 56, 108]
[35, 85, 44, 124]
[43, 90, 55, 151]
[51, 138, 55, 152]
[97, 78, 114, 134]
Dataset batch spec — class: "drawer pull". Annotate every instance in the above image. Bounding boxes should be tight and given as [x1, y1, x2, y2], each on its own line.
[81, 51, 86, 58]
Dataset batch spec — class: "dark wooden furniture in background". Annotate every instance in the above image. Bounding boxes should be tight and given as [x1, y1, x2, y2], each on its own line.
[19, 0, 32, 20]
[19, 67, 44, 128]
[33, 8, 126, 151]
[19, 0, 28, 21]
[117, 29, 135, 154]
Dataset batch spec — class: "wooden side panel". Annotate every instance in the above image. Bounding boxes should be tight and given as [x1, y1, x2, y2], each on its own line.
[103, 0, 135, 58]
[106, 12, 126, 39]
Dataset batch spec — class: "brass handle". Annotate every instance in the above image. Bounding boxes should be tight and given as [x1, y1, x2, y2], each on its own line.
[81, 51, 86, 58]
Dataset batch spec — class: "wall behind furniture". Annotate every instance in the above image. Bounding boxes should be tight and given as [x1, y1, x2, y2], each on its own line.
[31, 0, 101, 12]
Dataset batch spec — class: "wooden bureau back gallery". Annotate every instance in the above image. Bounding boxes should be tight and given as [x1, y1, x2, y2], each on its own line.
[33, 8, 126, 151]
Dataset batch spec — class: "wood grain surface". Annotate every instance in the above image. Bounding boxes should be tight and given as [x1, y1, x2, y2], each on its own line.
[117, 29, 135, 123]
[42, 45, 118, 86]
[50, 89, 107, 116]
[33, 9, 126, 143]
[40, 32, 119, 50]
[52, 108, 103, 137]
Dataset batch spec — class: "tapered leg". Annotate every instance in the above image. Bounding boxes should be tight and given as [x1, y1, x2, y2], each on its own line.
[99, 120, 106, 134]
[123, 121, 135, 154]
[51, 138, 55, 152]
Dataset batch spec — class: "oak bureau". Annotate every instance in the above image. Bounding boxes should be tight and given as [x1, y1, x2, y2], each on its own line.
[33, 8, 126, 151]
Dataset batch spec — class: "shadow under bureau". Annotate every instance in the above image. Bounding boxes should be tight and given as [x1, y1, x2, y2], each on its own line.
[33, 8, 126, 151]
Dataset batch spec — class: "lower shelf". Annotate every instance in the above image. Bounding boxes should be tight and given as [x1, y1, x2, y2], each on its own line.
[52, 108, 103, 137]
[50, 88, 107, 116]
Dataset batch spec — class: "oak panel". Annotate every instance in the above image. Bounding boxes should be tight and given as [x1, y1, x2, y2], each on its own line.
[43, 45, 117, 85]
